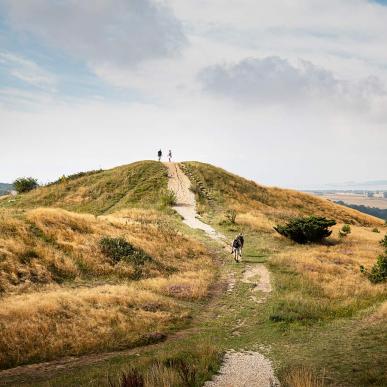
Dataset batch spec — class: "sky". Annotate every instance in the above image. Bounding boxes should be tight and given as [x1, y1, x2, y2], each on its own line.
[0, 0, 386, 189]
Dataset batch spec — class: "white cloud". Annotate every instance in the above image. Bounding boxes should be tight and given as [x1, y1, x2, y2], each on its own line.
[198, 56, 387, 113]
[0, 52, 56, 90]
[4, 0, 186, 68]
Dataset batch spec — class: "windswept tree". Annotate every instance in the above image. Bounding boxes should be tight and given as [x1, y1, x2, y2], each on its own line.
[13, 177, 39, 194]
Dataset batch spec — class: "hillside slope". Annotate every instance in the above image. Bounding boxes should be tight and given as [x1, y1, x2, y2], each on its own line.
[181, 161, 382, 227]
[0, 161, 167, 215]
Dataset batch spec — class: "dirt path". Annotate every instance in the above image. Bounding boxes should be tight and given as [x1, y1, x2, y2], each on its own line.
[166, 163, 278, 387]
[165, 162, 226, 242]
[242, 264, 272, 304]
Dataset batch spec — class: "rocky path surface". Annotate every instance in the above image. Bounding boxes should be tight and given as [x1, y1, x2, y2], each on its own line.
[166, 162, 279, 387]
[165, 162, 226, 242]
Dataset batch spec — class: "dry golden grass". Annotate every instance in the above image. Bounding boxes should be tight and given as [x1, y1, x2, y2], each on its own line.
[272, 225, 387, 304]
[0, 206, 216, 368]
[0, 284, 185, 368]
[183, 162, 383, 227]
[0, 207, 213, 294]
[284, 366, 325, 387]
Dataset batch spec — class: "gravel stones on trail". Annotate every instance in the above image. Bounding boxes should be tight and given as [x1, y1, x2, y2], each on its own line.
[204, 350, 280, 387]
[165, 162, 225, 241]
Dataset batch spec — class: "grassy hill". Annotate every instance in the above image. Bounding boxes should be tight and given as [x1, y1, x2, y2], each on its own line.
[181, 161, 383, 227]
[0, 161, 168, 214]
[0, 160, 385, 386]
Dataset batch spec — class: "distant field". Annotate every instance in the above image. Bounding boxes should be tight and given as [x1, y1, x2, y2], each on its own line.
[319, 194, 387, 209]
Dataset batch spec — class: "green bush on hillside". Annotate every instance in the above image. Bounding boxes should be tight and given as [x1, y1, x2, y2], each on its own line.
[274, 216, 336, 244]
[13, 177, 38, 193]
[380, 234, 387, 249]
[361, 235, 387, 283]
[360, 254, 387, 284]
[99, 237, 151, 265]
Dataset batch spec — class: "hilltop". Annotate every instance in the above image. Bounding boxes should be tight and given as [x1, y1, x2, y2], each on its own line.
[1, 160, 381, 226]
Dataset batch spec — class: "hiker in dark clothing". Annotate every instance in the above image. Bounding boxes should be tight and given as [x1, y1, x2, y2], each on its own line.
[158, 149, 162, 161]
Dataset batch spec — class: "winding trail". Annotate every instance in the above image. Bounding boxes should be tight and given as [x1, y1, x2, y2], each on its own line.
[166, 162, 279, 387]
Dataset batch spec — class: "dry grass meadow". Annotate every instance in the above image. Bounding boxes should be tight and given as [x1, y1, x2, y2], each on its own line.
[0, 160, 386, 386]
[0, 205, 215, 369]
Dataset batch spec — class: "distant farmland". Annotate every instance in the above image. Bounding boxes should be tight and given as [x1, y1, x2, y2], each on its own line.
[321, 193, 387, 209]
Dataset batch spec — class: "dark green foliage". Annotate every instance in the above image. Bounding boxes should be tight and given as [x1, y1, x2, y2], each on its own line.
[372, 227, 380, 233]
[274, 216, 336, 244]
[380, 234, 387, 248]
[360, 255, 387, 284]
[361, 235, 387, 283]
[13, 177, 38, 193]
[100, 237, 151, 265]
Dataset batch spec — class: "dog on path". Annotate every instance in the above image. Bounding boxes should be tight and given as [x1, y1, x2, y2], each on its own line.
[231, 233, 244, 263]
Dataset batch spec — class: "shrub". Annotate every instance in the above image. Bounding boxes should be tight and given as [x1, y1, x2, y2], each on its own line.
[361, 235, 387, 283]
[360, 254, 387, 284]
[380, 234, 387, 249]
[372, 227, 380, 233]
[225, 209, 237, 224]
[13, 177, 38, 193]
[100, 237, 151, 265]
[160, 189, 177, 207]
[339, 224, 351, 238]
[274, 216, 336, 244]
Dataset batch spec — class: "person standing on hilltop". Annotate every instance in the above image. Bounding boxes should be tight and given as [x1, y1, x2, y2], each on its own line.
[158, 149, 162, 161]
[168, 150, 172, 162]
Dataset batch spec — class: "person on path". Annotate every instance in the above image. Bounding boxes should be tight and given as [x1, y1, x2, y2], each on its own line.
[158, 149, 162, 161]
[168, 150, 172, 162]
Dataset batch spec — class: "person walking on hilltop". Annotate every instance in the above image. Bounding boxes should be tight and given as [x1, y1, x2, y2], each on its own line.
[158, 149, 162, 161]
[168, 150, 172, 162]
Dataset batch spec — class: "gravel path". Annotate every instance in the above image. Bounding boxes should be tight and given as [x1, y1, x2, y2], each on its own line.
[204, 351, 279, 387]
[165, 162, 225, 242]
[166, 163, 278, 387]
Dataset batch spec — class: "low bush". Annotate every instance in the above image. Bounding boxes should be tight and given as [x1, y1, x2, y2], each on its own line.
[380, 234, 387, 248]
[361, 235, 387, 283]
[372, 227, 380, 233]
[13, 177, 38, 193]
[339, 224, 351, 238]
[100, 237, 152, 265]
[274, 216, 336, 244]
[360, 254, 387, 283]
[160, 189, 177, 207]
